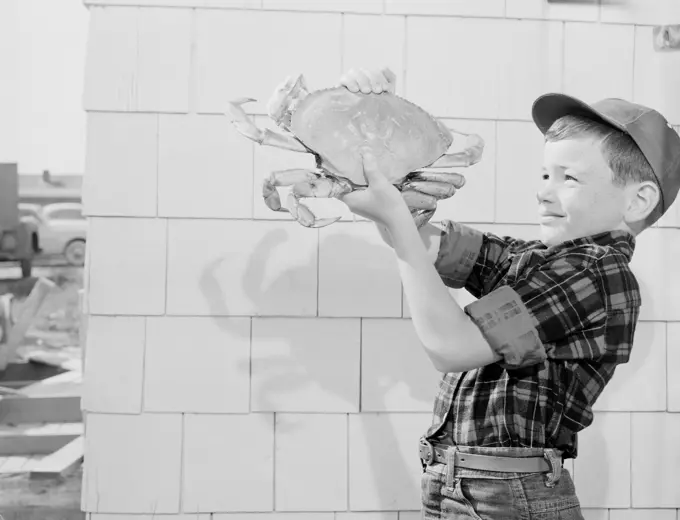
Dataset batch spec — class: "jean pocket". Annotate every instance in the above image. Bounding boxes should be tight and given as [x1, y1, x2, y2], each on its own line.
[453, 478, 515, 520]
[520, 471, 582, 516]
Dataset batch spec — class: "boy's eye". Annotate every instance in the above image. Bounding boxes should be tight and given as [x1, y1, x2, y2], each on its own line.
[541, 173, 577, 182]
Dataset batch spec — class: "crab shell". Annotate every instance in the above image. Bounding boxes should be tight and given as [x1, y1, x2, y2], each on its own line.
[282, 87, 454, 186]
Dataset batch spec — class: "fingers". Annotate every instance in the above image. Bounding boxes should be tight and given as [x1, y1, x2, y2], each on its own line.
[340, 68, 370, 94]
[354, 69, 375, 94]
[364, 69, 390, 94]
[340, 67, 396, 94]
[381, 67, 397, 93]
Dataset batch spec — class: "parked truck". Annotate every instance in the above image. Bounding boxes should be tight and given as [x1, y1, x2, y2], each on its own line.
[0, 163, 39, 277]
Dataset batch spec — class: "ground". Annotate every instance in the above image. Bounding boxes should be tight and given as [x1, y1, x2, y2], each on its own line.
[0, 260, 84, 520]
[0, 467, 84, 520]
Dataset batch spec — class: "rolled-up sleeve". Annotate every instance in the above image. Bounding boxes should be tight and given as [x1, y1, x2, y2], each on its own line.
[434, 221, 484, 289]
[463, 252, 640, 370]
[464, 285, 547, 369]
[435, 221, 531, 297]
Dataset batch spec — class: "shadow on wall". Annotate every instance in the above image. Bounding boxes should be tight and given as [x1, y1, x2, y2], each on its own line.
[198, 224, 436, 510]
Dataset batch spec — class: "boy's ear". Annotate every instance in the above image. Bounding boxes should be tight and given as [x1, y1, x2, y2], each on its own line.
[626, 181, 661, 222]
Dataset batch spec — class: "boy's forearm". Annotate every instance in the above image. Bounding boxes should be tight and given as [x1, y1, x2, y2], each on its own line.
[374, 222, 394, 248]
[375, 221, 443, 265]
[385, 213, 499, 372]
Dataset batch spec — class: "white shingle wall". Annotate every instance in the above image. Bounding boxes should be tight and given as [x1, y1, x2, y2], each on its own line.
[81, 0, 680, 517]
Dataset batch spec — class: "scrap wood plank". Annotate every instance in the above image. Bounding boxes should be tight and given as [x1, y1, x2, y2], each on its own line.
[0, 454, 37, 474]
[0, 422, 83, 456]
[0, 385, 24, 396]
[0, 395, 81, 425]
[20, 370, 82, 397]
[30, 436, 83, 479]
[0, 454, 45, 474]
[0, 277, 56, 371]
[26, 351, 82, 372]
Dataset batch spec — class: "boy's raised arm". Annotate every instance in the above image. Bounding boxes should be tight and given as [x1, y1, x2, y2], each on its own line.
[375, 221, 442, 264]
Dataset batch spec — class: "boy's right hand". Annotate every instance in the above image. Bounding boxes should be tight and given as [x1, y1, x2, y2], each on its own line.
[339, 67, 397, 95]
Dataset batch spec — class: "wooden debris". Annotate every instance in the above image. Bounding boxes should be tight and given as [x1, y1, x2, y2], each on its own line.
[26, 351, 81, 372]
[0, 385, 25, 396]
[0, 454, 42, 474]
[20, 370, 81, 397]
[0, 277, 57, 371]
[29, 436, 83, 480]
[0, 395, 81, 425]
[0, 422, 83, 456]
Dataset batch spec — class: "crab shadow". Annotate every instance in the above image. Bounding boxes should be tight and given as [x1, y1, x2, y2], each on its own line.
[198, 224, 437, 511]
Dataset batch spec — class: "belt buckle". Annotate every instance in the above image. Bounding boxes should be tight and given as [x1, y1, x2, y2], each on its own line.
[420, 438, 435, 466]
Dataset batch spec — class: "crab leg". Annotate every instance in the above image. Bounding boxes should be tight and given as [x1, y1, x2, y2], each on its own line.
[398, 171, 465, 212]
[412, 208, 436, 229]
[264, 169, 321, 212]
[401, 190, 438, 210]
[263, 169, 348, 228]
[292, 176, 353, 199]
[287, 192, 343, 229]
[226, 98, 308, 152]
[408, 171, 467, 189]
[288, 176, 354, 228]
[405, 181, 457, 199]
[427, 133, 485, 168]
[399, 172, 468, 228]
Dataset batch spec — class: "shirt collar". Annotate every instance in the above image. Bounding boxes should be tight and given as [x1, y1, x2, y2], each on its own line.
[543, 230, 636, 261]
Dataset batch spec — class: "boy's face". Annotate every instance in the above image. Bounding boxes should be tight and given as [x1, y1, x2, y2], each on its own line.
[538, 137, 631, 246]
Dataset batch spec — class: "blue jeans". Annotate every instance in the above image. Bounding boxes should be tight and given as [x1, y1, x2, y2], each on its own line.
[420, 446, 584, 519]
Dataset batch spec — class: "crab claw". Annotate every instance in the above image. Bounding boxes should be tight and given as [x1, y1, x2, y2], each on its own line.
[287, 193, 341, 228]
[292, 177, 352, 199]
[412, 209, 436, 229]
[410, 171, 466, 189]
[463, 134, 485, 165]
[401, 190, 437, 210]
[406, 181, 457, 199]
[226, 98, 264, 144]
[267, 74, 310, 126]
[428, 133, 486, 168]
[263, 179, 284, 212]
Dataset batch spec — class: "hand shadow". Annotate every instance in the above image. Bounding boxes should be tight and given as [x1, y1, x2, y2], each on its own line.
[199, 226, 312, 415]
[198, 221, 440, 511]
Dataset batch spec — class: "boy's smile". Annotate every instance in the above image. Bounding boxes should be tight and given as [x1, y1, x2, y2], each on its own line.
[538, 138, 631, 246]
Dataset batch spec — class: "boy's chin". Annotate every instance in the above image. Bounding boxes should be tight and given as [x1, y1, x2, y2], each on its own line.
[539, 226, 566, 247]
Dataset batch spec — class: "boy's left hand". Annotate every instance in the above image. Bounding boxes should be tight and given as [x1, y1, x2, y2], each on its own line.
[340, 149, 411, 228]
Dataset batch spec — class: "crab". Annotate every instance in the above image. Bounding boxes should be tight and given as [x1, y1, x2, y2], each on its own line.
[225, 74, 485, 228]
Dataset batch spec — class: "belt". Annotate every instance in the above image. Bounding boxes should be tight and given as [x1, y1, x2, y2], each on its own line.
[419, 441, 551, 473]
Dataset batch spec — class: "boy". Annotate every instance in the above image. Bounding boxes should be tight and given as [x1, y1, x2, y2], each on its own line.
[338, 68, 680, 519]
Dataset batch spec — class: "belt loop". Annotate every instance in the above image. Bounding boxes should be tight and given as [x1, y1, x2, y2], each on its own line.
[543, 448, 562, 488]
[445, 446, 457, 490]
[420, 438, 435, 466]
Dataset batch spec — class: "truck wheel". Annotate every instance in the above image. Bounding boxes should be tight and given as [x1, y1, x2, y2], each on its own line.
[64, 239, 86, 266]
[20, 258, 32, 278]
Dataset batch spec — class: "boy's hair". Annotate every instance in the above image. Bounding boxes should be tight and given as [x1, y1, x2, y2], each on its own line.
[544, 115, 662, 227]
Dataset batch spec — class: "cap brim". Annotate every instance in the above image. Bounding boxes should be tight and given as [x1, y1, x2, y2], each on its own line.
[531, 93, 627, 135]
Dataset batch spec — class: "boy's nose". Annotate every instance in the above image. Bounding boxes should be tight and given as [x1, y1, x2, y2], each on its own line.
[536, 179, 559, 204]
[536, 188, 553, 204]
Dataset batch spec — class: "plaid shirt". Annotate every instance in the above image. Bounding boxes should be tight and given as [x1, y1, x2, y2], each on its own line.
[425, 222, 641, 459]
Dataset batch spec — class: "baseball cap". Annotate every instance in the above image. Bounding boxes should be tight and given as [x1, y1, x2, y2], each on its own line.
[532, 93, 680, 216]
